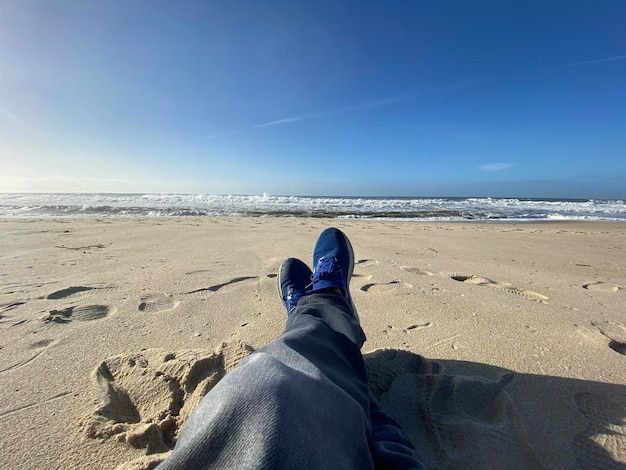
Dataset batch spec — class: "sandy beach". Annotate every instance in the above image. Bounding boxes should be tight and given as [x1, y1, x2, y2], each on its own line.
[1, 217, 625, 469]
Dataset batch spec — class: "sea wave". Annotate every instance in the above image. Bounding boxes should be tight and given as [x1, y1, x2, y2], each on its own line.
[0, 193, 624, 221]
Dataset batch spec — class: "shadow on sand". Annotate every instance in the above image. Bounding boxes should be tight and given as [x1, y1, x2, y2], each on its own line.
[84, 344, 626, 470]
[365, 349, 626, 470]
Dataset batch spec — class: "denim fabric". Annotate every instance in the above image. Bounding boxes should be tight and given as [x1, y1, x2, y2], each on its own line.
[158, 290, 423, 469]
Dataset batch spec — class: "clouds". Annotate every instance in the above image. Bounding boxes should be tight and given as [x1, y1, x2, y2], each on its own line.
[239, 53, 622, 136]
[575, 53, 626, 66]
[234, 82, 474, 134]
[479, 163, 514, 172]
[0, 106, 29, 129]
[254, 115, 316, 128]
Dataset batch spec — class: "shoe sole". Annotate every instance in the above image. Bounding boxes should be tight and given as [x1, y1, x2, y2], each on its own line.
[344, 236, 358, 321]
[276, 261, 286, 306]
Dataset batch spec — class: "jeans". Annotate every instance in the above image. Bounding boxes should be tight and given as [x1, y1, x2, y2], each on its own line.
[158, 290, 423, 469]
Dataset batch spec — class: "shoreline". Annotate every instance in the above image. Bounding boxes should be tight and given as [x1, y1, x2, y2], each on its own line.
[2, 216, 626, 223]
[1, 193, 623, 222]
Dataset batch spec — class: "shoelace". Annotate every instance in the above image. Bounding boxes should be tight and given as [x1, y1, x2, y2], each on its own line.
[285, 287, 307, 313]
[311, 255, 341, 283]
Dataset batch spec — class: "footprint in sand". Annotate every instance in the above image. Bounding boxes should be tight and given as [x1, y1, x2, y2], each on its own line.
[591, 321, 626, 356]
[400, 266, 434, 276]
[448, 273, 549, 302]
[364, 349, 541, 469]
[583, 282, 622, 293]
[572, 392, 626, 467]
[29, 338, 55, 349]
[94, 346, 553, 470]
[40, 305, 115, 323]
[79, 341, 254, 453]
[360, 279, 413, 294]
[138, 295, 180, 313]
[138, 277, 259, 312]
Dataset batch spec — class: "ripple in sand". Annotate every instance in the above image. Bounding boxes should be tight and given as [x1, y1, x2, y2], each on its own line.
[138, 295, 179, 313]
[449, 273, 549, 302]
[400, 266, 434, 276]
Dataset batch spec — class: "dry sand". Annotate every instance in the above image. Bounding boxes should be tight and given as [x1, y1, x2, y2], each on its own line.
[0, 218, 625, 469]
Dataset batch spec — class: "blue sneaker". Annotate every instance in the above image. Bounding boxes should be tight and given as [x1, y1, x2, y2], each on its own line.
[277, 258, 312, 314]
[309, 228, 358, 319]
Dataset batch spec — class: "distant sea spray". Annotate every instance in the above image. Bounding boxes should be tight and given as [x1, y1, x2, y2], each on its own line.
[0, 193, 624, 221]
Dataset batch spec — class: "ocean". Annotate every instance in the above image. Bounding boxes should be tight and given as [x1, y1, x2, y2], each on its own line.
[0, 193, 624, 222]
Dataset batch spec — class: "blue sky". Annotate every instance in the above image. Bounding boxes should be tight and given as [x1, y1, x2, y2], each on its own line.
[0, 1, 625, 198]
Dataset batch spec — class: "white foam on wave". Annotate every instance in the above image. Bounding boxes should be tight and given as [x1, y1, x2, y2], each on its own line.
[0, 193, 624, 221]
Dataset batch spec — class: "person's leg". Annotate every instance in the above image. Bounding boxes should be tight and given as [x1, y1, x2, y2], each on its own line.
[158, 229, 423, 469]
[369, 395, 424, 469]
[158, 288, 375, 469]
